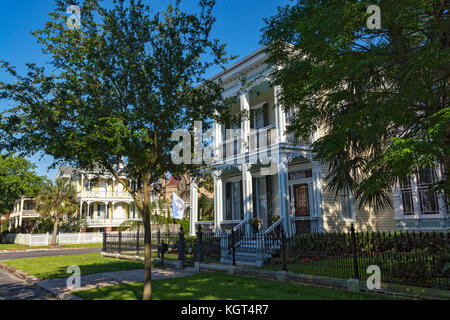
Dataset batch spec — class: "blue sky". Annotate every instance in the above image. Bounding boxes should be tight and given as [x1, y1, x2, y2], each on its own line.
[0, 0, 292, 180]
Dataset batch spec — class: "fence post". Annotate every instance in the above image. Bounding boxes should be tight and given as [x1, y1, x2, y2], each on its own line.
[136, 230, 140, 256]
[157, 229, 161, 258]
[195, 225, 203, 262]
[178, 226, 185, 263]
[350, 223, 359, 279]
[118, 231, 122, 255]
[281, 230, 287, 271]
[102, 231, 107, 252]
[231, 228, 236, 266]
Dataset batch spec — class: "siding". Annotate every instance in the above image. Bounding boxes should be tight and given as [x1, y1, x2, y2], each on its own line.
[319, 164, 396, 232]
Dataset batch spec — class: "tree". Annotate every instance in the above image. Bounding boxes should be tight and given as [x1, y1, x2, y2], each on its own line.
[0, 0, 233, 300]
[0, 153, 46, 215]
[35, 178, 78, 246]
[262, 0, 449, 208]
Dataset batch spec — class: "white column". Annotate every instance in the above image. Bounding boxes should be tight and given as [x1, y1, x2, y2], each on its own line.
[213, 120, 223, 162]
[213, 172, 223, 233]
[240, 93, 250, 153]
[19, 197, 24, 227]
[274, 85, 287, 143]
[189, 179, 199, 236]
[312, 164, 324, 232]
[277, 154, 291, 235]
[242, 163, 253, 221]
[81, 175, 84, 193]
[79, 200, 83, 218]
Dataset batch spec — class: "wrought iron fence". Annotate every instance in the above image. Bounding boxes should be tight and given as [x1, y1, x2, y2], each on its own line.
[103, 225, 450, 290]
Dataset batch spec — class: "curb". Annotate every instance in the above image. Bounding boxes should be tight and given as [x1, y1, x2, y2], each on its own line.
[0, 262, 82, 300]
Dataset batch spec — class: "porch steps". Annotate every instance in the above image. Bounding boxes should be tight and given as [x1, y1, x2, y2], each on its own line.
[220, 239, 281, 267]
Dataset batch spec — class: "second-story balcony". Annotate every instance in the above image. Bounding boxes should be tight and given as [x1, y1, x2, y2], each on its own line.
[10, 210, 39, 218]
[248, 124, 277, 151]
[78, 191, 133, 199]
[84, 217, 141, 228]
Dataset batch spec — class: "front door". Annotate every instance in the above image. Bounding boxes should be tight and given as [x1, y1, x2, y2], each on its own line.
[293, 184, 311, 234]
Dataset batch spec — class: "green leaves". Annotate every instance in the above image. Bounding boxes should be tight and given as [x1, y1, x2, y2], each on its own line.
[0, 154, 46, 215]
[35, 177, 78, 221]
[262, 0, 450, 208]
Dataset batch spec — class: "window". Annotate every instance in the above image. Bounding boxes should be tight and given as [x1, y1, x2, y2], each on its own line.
[339, 191, 354, 221]
[289, 169, 312, 181]
[224, 181, 243, 220]
[400, 178, 414, 215]
[417, 167, 439, 215]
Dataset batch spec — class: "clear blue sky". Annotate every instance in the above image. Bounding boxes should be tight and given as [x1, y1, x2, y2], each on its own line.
[0, 0, 292, 180]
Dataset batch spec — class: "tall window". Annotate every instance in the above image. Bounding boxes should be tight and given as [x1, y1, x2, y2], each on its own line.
[417, 167, 439, 215]
[400, 177, 414, 215]
[225, 181, 243, 220]
[339, 190, 354, 220]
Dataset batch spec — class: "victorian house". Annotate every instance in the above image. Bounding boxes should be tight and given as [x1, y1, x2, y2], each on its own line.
[188, 47, 449, 236]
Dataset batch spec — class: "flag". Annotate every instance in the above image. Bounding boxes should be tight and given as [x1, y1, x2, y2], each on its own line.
[172, 192, 186, 220]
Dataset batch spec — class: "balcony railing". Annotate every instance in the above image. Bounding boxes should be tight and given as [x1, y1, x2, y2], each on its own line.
[85, 217, 141, 227]
[78, 191, 133, 199]
[248, 124, 277, 151]
[286, 132, 313, 146]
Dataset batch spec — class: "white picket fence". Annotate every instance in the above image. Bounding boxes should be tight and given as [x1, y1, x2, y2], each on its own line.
[6, 232, 103, 246]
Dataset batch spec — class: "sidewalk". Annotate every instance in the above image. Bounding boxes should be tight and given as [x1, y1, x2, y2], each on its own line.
[36, 267, 196, 299]
[0, 268, 54, 300]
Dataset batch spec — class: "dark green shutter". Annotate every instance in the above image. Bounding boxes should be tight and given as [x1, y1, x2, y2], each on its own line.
[263, 103, 269, 127]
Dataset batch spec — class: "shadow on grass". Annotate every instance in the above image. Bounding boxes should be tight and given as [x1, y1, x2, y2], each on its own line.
[73, 272, 399, 300]
[3, 253, 145, 280]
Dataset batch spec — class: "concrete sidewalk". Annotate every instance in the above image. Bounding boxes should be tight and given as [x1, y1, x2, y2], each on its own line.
[0, 268, 54, 300]
[36, 267, 196, 299]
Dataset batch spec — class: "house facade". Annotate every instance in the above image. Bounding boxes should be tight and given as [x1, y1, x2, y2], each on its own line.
[189, 47, 449, 236]
[8, 198, 38, 230]
[57, 166, 155, 232]
[8, 167, 192, 232]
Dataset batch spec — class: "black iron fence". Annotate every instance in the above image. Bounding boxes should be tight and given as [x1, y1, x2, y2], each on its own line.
[103, 225, 450, 290]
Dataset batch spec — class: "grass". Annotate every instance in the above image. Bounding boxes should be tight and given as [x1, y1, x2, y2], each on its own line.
[2, 253, 144, 280]
[0, 243, 103, 251]
[72, 272, 399, 300]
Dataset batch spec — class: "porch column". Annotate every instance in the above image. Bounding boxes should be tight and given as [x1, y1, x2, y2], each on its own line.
[242, 163, 253, 236]
[19, 197, 24, 227]
[312, 164, 324, 232]
[277, 154, 292, 235]
[189, 179, 199, 236]
[274, 85, 287, 143]
[213, 171, 223, 233]
[81, 174, 84, 193]
[240, 93, 250, 153]
[79, 200, 83, 218]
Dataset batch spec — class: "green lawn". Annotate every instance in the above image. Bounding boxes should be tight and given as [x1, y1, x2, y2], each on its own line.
[0, 243, 103, 251]
[2, 253, 144, 280]
[72, 272, 398, 300]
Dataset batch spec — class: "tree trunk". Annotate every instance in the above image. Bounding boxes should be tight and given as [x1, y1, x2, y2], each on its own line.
[142, 211, 152, 300]
[51, 220, 58, 246]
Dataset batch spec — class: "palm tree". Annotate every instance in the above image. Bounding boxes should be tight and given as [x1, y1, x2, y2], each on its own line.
[35, 178, 78, 246]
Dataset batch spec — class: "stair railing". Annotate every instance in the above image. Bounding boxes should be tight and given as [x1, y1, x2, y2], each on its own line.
[263, 218, 284, 250]
[227, 219, 248, 253]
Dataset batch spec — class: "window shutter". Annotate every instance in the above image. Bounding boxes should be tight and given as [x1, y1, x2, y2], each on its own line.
[263, 103, 269, 127]
[250, 109, 254, 129]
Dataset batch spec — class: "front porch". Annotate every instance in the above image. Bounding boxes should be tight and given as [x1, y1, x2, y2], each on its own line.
[190, 157, 324, 237]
